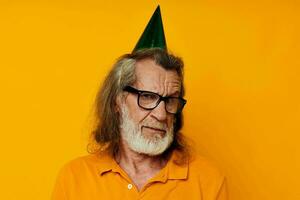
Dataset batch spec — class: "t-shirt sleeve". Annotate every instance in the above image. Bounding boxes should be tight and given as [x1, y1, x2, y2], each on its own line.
[51, 165, 70, 200]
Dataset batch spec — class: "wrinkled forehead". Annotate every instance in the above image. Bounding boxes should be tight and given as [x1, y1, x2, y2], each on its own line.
[133, 59, 182, 95]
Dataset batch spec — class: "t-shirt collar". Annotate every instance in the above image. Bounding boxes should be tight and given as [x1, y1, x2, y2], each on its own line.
[96, 150, 188, 181]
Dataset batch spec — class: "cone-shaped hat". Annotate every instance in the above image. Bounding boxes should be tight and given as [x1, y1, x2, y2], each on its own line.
[133, 5, 167, 52]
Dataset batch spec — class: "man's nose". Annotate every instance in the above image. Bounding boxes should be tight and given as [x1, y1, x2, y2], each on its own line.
[151, 100, 167, 121]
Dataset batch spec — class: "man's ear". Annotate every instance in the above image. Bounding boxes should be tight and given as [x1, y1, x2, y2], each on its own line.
[115, 94, 123, 113]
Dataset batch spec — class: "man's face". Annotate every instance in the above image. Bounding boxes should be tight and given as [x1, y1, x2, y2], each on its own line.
[119, 59, 182, 155]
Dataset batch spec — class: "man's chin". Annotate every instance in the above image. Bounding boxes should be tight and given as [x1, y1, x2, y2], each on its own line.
[136, 150, 164, 156]
[128, 136, 173, 156]
[134, 148, 166, 156]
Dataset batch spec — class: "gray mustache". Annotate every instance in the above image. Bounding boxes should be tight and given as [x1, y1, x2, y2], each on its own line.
[141, 121, 167, 131]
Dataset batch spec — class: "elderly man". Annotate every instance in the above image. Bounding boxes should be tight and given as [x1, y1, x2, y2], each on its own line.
[52, 6, 227, 200]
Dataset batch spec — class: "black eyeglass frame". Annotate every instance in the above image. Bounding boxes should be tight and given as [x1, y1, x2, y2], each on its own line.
[123, 86, 187, 114]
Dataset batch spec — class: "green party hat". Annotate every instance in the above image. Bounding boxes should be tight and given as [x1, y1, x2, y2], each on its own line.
[133, 5, 167, 52]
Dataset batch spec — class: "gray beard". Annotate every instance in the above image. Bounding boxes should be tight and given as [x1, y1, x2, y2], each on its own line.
[119, 105, 174, 156]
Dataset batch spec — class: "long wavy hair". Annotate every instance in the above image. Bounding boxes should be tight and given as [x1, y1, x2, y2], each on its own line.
[88, 48, 190, 165]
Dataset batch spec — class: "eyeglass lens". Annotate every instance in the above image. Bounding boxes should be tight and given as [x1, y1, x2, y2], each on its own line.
[138, 92, 183, 114]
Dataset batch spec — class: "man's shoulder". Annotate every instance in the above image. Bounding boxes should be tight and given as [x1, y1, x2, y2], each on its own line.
[58, 153, 111, 174]
[62, 154, 98, 166]
[189, 154, 222, 170]
[188, 153, 225, 181]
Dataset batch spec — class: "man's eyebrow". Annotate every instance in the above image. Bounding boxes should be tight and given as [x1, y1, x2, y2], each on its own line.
[138, 88, 180, 97]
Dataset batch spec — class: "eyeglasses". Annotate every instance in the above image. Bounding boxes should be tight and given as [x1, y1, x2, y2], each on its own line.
[123, 86, 186, 114]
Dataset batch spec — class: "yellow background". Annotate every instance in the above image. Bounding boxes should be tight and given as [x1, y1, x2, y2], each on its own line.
[0, 0, 299, 199]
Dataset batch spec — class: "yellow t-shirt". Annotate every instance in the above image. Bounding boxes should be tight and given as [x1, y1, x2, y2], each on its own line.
[52, 151, 227, 200]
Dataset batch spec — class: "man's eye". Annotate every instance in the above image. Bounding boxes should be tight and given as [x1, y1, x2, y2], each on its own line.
[141, 93, 157, 100]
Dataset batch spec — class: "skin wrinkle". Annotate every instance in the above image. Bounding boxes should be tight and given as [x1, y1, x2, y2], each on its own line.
[164, 74, 181, 98]
[135, 59, 181, 98]
[134, 79, 180, 99]
[167, 80, 181, 97]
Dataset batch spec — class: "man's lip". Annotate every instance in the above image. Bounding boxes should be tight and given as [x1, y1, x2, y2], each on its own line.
[143, 126, 166, 133]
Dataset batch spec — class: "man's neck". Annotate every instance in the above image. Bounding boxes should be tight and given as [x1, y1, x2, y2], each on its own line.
[114, 139, 169, 190]
[115, 141, 168, 174]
